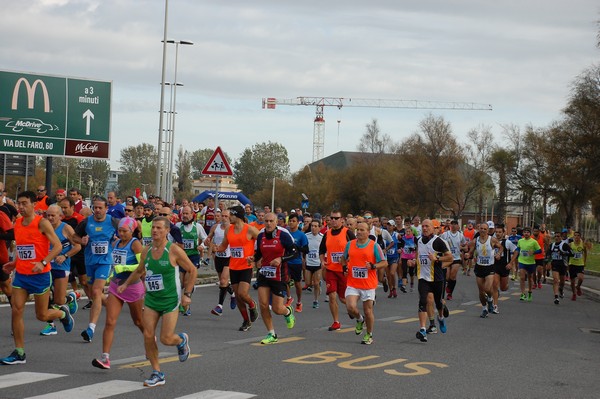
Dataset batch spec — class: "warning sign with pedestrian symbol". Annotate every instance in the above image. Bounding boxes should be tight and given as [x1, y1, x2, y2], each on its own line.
[201, 146, 233, 176]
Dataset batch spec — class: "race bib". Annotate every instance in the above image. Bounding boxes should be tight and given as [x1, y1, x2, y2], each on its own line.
[521, 250, 530, 257]
[352, 266, 368, 279]
[387, 248, 396, 256]
[145, 274, 164, 292]
[260, 266, 277, 279]
[230, 247, 243, 259]
[552, 252, 562, 260]
[419, 254, 430, 267]
[183, 239, 196, 250]
[112, 249, 127, 265]
[331, 252, 343, 263]
[91, 241, 109, 255]
[308, 250, 318, 260]
[573, 252, 583, 259]
[216, 251, 228, 257]
[17, 244, 36, 260]
[451, 246, 460, 256]
[478, 256, 492, 266]
[142, 237, 152, 246]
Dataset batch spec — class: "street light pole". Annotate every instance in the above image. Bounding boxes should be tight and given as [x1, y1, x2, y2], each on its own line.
[156, 0, 169, 199]
[162, 39, 193, 203]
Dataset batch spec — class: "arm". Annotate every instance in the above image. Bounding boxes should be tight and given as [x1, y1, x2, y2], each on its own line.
[55, 224, 82, 265]
[171, 244, 197, 307]
[35, 218, 63, 273]
[117, 246, 149, 293]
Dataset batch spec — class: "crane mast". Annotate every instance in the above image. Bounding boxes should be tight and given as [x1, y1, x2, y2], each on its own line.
[262, 96, 492, 161]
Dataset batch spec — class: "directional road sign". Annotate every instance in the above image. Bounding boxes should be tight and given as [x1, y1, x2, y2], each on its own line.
[0, 70, 112, 159]
[201, 146, 233, 176]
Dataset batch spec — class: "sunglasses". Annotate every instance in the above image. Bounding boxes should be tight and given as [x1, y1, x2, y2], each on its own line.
[330, 216, 341, 220]
[159, 213, 170, 216]
[125, 209, 134, 212]
[364, 215, 372, 219]
[37, 189, 46, 192]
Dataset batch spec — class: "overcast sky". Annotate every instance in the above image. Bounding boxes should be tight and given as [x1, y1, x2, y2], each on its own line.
[2, 0, 598, 173]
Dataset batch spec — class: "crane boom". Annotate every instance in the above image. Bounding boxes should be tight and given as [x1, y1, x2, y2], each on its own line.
[263, 96, 492, 111]
[262, 96, 493, 161]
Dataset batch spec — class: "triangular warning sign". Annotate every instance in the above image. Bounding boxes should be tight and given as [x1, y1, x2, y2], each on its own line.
[201, 146, 233, 176]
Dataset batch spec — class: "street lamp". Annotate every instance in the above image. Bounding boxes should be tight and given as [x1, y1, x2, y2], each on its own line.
[156, 0, 170, 200]
[160, 39, 193, 202]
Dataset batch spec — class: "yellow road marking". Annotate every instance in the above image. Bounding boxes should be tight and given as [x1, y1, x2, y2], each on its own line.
[394, 317, 419, 324]
[251, 336, 305, 346]
[336, 327, 355, 333]
[449, 309, 465, 315]
[119, 354, 201, 369]
[499, 297, 510, 301]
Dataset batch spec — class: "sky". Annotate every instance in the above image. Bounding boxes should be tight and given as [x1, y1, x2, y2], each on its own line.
[1, 0, 598, 175]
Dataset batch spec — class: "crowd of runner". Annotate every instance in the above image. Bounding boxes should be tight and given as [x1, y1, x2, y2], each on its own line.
[0, 185, 591, 386]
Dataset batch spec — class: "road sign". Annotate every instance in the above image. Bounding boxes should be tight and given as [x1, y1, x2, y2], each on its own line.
[0, 154, 35, 176]
[0, 70, 111, 159]
[301, 200, 309, 209]
[201, 146, 233, 176]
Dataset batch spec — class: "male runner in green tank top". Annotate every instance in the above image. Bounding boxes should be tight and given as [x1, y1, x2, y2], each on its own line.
[118, 216, 197, 387]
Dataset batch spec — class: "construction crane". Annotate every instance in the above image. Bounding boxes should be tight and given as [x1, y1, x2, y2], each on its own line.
[262, 96, 493, 162]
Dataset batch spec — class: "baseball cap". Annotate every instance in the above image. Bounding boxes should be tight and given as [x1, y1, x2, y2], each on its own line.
[277, 213, 286, 220]
[143, 203, 155, 210]
[313, 213, 322, 221]
[387, 220, 396, 226]
[487, 221, 495, 229]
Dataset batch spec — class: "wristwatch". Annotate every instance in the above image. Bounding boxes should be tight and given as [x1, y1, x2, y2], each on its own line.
[64, 253, 70, 259]
[370, 262, 376, 270]
[184, 292, 193, 298]
[41, 260, 48, 266]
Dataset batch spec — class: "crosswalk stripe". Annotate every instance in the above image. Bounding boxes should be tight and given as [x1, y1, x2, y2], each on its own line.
[23, 380, 145, 399]
[251, 336, 305, 346]
[0, 372, 66, 389]
[111, 352, 173, 365]
[176, 390, 256, 398]
[119, 354, 201, 369]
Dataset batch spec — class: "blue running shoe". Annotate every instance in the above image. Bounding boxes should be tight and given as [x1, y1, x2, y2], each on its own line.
[81, 327, 94, 342]
[0, 350, 26, 365]
[480, 308, 489, 318]
[177, 333, 190, 362]
[230, 295, 237, 310]
[438, 316, 447, 333]
[67, 292, 78, 315]
[487, 296, 494, 313]
[59, 305, 74, 333]
[416, 328, 427, 342]
[144, 370, 165, 387]
[40, 323, 57, 336]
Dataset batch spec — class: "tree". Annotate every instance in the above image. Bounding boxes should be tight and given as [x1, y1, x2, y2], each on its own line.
[233, 141, 290, 195]
[80, 159, 110, 197]
[175, 146, 192, 201]
[465, 125, 495, 221]
[190, 148, 231, 179]
[488, 147, 517, 224]
[119, 143, 157, 196]
[357, 118, 394, 154]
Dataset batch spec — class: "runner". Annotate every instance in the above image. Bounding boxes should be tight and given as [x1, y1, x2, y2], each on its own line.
[305, 219, 323, 308]
[214, 205, 260, 331]
[384, 220, 401, 297]
[319, 210, 355, 331]
[253, 212, 297, 344]
[515, 227, 542, 301]
[399, 218, 417, 292]
[341, 222, 387, 345]
[0, 203, 16, 308]
[140, 203, 156, 246]
[205, 210, 236, 316]
[465, 223, 503, 318]
[286, 213, 309, 312]
[491, 224, 517, 313]
[413, 219, 452, 343]
[117, 216, 196, 387]
[547, 231, 572, 304]
[0, 191, 74, 365]
[507, 226, 522, 280]
[200, 196, 217, 235]
[568, 231, 587, 301]
[92, 217, 145, 369]
[73, 196, 120, 342]
[462, 221, 476, 276]
[33, 186, 51, 215]
[176, 205, 207, 316]
[440, 220, 467, 301]
[59, 197, 88, 306]
[39, 205, 81, 336]
[532, 226, 549, 289]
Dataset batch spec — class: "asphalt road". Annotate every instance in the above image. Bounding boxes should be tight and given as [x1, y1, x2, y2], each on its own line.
[0, 273, 599, 399]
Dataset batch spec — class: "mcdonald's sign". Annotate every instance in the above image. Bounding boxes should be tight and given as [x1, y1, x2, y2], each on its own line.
[0, 70, 111, 159]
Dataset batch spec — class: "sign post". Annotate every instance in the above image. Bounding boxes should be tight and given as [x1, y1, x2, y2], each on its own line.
[201, 147, 233, 214]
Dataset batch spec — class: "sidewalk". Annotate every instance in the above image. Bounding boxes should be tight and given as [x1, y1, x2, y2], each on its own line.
[546, 269, 600, 302]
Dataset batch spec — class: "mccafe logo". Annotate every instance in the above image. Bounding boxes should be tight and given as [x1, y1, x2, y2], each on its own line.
[75, 142, 99, 154]
[11, 78, 51, 112]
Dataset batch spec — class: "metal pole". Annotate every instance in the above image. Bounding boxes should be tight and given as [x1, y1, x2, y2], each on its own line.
[24, 156, 29, 190]
[162, 82, 174, 200]
[167, 43, 181, 203]
[271, 177, 275, 211]
[155, 0, 169, 198]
